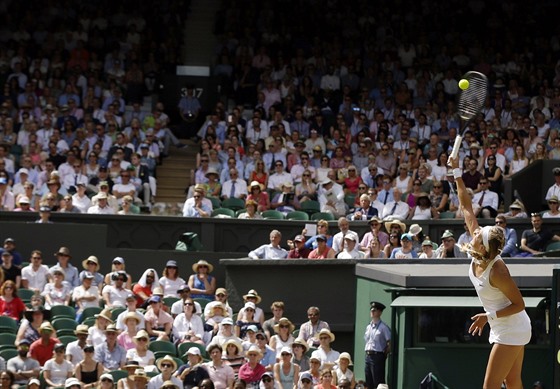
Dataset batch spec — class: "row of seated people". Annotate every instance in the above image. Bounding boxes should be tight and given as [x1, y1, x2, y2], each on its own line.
[246, 210, 560, 259]
[0, 269, 356, 389]
[0, 103, 187, 211]
[184, 162, 515, 222]
[0, 244, 221, 316]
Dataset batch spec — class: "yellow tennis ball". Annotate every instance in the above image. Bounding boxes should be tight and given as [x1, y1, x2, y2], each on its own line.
[459, 79, 470, 90]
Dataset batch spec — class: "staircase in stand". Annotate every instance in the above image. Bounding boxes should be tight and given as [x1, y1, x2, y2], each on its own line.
[153, 141, 197, 205]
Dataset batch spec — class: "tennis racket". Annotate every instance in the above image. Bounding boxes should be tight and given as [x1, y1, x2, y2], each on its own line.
[449, 71, 489, 160]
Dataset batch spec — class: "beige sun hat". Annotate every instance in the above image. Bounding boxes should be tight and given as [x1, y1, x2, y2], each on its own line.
[122, 311, 142, 326]
[156, 355, 178, 372]
[192, 259, 214, 273]
[82, 255, 100, 271]
[314, 328, 335, 342]
[383, 219, 406, 233]
[95, 308, 113, 323]
[243, 289, 262, 304]
[273, 317, 295, 333]
[132, 330, 150, 345]
[336, 352, 354, 365]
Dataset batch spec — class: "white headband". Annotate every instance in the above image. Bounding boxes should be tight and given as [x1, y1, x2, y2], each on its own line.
[481, 226, 492, 252]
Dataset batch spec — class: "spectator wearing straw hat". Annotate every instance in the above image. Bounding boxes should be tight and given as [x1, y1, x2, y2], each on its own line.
[188, 260, 216, 300]
[94, 324, 126, 371]
[126, 330, 156, 369]
[238, 345, 266, 385]
[291, 337, 310, 371]
[117, 312, 143, 350]
[79, 255, 104, 288]
[148, 355, 182, 389]
[310, 328, 339, 370]
[29, 322, 59, 366]
[542, 195, 560, 218]
[115, 293, 146, 332]
[66, 324, 89, 366]
[334, 352, 355, 388]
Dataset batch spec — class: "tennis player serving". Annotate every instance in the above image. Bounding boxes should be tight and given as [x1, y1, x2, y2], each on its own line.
[449, 155, 531, 389]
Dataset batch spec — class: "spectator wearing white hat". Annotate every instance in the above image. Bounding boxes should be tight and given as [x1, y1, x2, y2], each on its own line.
[175, 346, 209, 388]
[318, 178, 346, 217]
[331, 218, 359, 255]
[72, 271, 100, 319]
[208, 317, 242, 348]
[336, 234, 365, 259]
[545, 167, 560, 200]
[235, 302, 263, 339]
[334, 352, 355, 388]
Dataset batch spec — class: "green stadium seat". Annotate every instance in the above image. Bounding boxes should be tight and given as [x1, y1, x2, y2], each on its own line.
[286, 211, 310, 221]
[211, 208, 235, 218]
[50, 305, 77, 319]
[222, 197, 246, 211]
[300, 201, 321, 216]
[311, 212, 335, 221]
[262, 210, 285, 220]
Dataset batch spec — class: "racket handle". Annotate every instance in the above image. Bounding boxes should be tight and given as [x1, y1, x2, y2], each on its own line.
[450, 136, 463, 159]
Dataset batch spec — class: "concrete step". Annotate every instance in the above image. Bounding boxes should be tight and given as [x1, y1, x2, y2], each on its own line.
[154, 141, 197, 203]
[157, 195, 187, 203]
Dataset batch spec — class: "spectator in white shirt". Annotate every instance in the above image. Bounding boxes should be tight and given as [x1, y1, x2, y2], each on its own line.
[221, 169, 248, 200]
[21, 250, 49, 292]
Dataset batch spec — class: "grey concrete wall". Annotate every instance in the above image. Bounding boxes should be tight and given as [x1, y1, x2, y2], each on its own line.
[2, 212, 554, 255]
[222, 259, 358, 356]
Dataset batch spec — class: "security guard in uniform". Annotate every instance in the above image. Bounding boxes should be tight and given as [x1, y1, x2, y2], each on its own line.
[364, 301, 391, 389]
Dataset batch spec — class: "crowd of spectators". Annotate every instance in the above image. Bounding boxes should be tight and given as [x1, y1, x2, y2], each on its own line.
[0, 242, 359, 389]
[0, 0, 190, 214]
[184, 0, 560, 225]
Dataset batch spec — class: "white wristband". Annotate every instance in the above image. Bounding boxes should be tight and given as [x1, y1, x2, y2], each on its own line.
[486, 311, 497, 321]
[453, 168, 462, 179]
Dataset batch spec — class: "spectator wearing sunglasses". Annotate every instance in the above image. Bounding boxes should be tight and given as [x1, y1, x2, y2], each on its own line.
[494, 215, 518, 257]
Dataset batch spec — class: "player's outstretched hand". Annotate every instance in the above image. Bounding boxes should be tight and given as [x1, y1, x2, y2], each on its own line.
[468, 313, 488, 336]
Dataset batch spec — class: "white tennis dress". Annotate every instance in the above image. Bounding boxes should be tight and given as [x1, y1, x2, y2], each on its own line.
[468, 256, 531, 345]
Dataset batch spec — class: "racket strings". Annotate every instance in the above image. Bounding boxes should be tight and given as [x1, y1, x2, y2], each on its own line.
[458, 75, 488, 121]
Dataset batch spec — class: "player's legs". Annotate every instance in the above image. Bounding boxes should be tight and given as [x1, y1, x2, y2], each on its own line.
[483, 343, 524, 389]
[503, 346, 525, 389]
